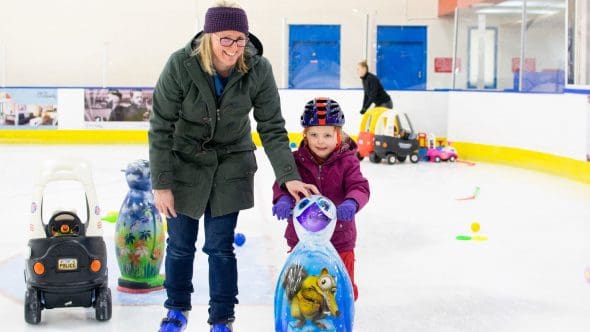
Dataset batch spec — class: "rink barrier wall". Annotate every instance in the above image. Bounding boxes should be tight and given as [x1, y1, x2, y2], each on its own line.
[0, 130, 148, 144]
[447, 91, 588, 162]
[0, 130, 304, 147]
[1, 130, 587, 185]
[454, 142, 590, 185]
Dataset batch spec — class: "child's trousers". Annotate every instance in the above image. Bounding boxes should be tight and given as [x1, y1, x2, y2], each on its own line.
[338, 250, 358, 301]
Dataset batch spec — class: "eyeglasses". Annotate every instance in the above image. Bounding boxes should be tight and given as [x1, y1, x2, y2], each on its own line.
[214, 34, 248, 47]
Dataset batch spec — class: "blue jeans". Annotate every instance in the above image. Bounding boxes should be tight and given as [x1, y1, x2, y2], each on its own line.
[163, 207, 239, 324]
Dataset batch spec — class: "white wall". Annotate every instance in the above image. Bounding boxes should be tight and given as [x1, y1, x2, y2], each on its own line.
[0, 0, 198, 87]
[54, 88, 449, 137]
[0, 0, 454, 89]
[202, 0, 455, 89]
[18, 87, 590, 163]
[448, 91, 588, 160]
[275, 90, 449, 136]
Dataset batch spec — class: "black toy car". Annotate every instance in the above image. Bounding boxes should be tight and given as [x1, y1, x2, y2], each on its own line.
[24, 159, 112, 324]
[370, 110, 420, 164]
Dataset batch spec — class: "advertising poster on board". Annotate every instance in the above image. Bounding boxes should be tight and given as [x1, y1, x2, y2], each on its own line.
[84, 88, 153, 129]
[0, 89, 58, 128]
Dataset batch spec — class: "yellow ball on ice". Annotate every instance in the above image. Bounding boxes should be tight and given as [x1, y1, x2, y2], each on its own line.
[470, 222, 480, 233]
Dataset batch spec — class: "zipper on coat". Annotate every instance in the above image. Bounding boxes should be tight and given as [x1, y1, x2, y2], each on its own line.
[317, 165, 323, 193]
[216, 71, 243, 120]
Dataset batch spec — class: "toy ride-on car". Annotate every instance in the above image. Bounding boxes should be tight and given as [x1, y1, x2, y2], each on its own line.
[24, 159, 112, 324]
[426, 146, 458, 162]
[418, 133, 459, 162]
[356, 106, 390, 161]
[371, 109, 420, 164]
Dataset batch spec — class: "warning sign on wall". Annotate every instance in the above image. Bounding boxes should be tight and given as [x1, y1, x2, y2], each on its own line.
[434, 57, 453, 73]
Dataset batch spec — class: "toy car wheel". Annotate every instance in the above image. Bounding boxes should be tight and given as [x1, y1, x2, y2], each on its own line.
[356, 152, 364, 161]
[386, 154, 397, 165]
[369, 152, 381, 163]
[94, 287, 112, 321]
[24, 287, 42, 324]
[434, 156, 441, 163]
[409, 153, 420, 163]
[396, 156, 407, 163]
[449, 156, 456, 162]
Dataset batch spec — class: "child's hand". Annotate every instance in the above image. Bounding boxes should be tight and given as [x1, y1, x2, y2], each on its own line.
[336, 199, 358, 221]
[272, 196, 295, 220]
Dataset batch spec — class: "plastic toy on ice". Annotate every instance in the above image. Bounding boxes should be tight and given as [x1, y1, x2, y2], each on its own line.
[357, 106, 420, 164]
[274, 195, 354, 332]
[418, 133, 458, 162]
[24, 158, 111, 324]
[114, 160, 165, 293]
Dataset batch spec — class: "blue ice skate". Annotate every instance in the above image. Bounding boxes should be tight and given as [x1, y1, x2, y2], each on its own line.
[210, 322, 233, 332]
[158, 310, 188, 332]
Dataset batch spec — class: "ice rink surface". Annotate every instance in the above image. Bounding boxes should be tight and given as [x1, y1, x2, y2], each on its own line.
[0, 144, 589, 332]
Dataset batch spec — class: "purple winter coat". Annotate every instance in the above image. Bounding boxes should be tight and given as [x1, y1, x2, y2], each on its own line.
[272, 137, 370, 252]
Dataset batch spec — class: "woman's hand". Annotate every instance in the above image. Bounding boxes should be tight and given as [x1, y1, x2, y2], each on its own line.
[154, 189, 177, 218]
[284, 180, 320, 202]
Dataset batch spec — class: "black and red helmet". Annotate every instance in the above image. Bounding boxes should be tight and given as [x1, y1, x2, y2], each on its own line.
[300, 97, 345, 128]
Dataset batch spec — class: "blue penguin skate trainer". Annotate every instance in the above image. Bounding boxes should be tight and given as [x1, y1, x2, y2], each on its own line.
[274, 195, 355, 332]
[159, 310, 188, 332]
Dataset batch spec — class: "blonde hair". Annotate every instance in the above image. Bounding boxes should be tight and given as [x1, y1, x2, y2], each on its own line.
[193, 0, 249, 75]
[358, 60, 369, 71]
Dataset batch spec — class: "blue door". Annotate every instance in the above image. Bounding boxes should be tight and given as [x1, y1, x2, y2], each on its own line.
[377, 26, 427, 90]
[289, 25, 340, 89]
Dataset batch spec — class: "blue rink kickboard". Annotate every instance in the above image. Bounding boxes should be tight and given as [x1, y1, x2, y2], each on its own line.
[0, 235, 274, 305]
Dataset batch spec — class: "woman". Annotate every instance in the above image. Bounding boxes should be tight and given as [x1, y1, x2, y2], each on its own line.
[357, 60, 393, 114]
[149, 2, 317, 331]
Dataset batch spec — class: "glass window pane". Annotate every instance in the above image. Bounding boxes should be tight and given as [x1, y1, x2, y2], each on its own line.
[454, 1, 566, 92]
[568, 0, 590, 86]
[454, 7, 522, 91]
[522, 0, 566, 93]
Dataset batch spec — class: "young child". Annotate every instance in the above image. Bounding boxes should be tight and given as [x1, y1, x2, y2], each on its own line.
[272, 97, 370, 300]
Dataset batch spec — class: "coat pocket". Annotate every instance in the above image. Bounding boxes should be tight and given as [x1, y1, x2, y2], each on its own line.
[176, 101, 210, 141]
[179, 106, 208, 124]
[171, 150, 198, 186]
[223, 150, 258, 182]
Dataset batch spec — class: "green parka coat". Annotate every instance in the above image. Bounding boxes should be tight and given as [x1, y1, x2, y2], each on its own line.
[148, 33, 300, 219]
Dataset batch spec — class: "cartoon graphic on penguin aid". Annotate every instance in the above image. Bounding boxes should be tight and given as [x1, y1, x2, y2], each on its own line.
[274, 195, 354, 332]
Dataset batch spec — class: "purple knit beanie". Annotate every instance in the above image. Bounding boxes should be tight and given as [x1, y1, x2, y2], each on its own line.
[204, 7, 249, 34]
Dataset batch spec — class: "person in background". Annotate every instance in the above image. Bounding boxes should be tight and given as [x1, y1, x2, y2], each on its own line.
[271, 97, 370, 301]
[148, 1, 318, 331]
[107, 89, 127, 121]
[357, 60, 393, 114]
[125, 90, 149, 121]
